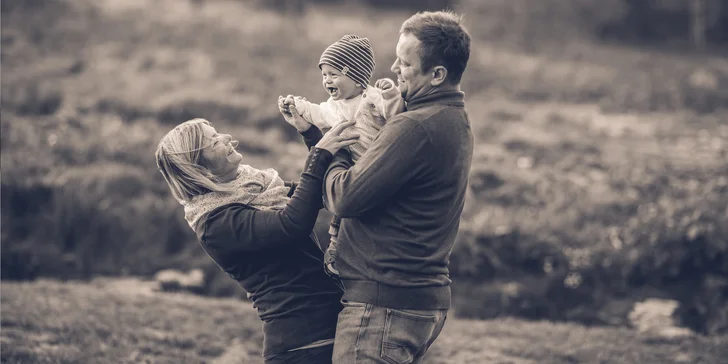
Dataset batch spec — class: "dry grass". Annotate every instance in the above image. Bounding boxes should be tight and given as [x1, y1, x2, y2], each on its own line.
[2, 279, 728, 364]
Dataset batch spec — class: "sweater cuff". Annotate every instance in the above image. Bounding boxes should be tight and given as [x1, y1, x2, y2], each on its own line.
[302, 147, 333, 179]
[283, 181, 298, 197]
[381, 85, 400, 100]
[300, 126, 323, 150]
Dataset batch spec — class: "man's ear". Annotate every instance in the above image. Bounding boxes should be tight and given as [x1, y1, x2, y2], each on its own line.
[430, 66, 448, 86]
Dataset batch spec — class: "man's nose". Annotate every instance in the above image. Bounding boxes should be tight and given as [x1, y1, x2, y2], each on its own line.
[390, 61, 398, 74]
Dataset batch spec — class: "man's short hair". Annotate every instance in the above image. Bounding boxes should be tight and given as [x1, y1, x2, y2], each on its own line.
[400, 10, 471, 85]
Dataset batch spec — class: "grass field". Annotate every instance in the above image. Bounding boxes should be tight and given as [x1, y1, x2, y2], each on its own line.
[3, 279, 728, 364]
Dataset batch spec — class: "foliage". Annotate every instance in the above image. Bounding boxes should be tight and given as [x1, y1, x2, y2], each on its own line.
[1, 0, 727, 333]
[599, 0, 728, 45]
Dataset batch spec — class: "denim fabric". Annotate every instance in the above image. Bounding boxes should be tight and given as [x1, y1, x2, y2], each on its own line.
[265, 344, 334, 364]
[332, 301, 447, 364]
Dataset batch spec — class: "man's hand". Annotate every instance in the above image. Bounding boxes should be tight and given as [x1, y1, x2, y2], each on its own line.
[278, 95, 311, 133]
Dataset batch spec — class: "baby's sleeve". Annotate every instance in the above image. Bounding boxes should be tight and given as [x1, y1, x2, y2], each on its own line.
[294, 98, 334, 130]
[371, 83, 405, 120]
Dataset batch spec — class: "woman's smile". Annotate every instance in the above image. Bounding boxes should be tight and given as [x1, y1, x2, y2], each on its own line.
[200, 124, 242, 181]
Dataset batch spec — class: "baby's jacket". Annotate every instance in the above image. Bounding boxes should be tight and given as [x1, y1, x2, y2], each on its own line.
[294, 84, 404, 161]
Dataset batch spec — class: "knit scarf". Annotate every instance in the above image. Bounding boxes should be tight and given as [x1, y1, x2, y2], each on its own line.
[182, 164, 290, 232]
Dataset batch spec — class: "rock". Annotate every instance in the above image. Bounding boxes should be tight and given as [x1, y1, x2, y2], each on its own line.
[675, 353, 693, 363]
[186, 268, 205, 289]
[94, 277, 158, 296]
[628, 298, 695, 338]
[154, 268, 206, 294]
[689, 68, 719, 90]
[516, 156, 534, 169]
[657, 326, 696, 338]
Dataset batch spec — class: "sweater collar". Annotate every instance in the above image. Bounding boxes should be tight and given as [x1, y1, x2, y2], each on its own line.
[405, 90, 465, 111]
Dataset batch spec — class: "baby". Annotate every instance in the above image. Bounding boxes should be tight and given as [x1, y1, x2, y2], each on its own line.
[278, 34, 404, 276]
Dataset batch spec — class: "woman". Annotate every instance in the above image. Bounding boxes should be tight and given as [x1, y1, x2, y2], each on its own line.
[155, 113, 358, 363]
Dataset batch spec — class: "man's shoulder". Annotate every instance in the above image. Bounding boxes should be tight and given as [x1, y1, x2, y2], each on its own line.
[384, 111, 421, 129]
[400, 103, 455, 123]
[393, 103, 469, 142]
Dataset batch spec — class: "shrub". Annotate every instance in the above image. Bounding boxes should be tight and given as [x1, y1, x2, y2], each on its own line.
[598, 0, 728, 45]
[156, 101, 251, 126]
[1, 81, 63, 116]
[1, 162, 198, 279]
[451, 164, 728, 333]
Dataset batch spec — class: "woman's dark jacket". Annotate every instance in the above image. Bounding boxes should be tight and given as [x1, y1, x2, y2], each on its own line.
[193, 127, 342, 357]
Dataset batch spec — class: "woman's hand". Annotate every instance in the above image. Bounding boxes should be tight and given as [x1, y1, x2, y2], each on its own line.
[315, 120, 359, 155]
[278, 95, 312, 133]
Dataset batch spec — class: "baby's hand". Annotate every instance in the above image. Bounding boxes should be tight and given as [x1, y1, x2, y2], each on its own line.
[278, 95, 308, 116]
[374, 78, 396, 91]
[278, 95, 312, 132]
[278, 95, 293, 117]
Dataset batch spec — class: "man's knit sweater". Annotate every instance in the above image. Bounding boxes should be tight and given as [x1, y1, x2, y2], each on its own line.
[323, 90, 474, 310]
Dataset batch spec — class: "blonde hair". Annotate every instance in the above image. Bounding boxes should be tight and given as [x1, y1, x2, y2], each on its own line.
[155, 118, 235, 202]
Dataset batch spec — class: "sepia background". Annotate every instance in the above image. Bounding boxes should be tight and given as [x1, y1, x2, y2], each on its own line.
[2, 0, 728, 362]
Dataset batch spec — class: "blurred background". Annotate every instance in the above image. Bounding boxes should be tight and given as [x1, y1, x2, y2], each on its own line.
[2, 0, 727, 336]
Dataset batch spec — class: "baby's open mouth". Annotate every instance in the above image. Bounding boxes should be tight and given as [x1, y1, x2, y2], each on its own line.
[327, 87, 339, 95]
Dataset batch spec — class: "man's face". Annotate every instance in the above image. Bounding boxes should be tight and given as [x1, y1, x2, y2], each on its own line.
[391, 33, 433, 102]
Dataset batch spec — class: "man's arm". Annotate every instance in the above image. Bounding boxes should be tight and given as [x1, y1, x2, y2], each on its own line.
[323, 116, 430, 217]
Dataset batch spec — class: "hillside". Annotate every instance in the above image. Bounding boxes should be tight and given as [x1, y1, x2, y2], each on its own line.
[2, 279, 728, 364]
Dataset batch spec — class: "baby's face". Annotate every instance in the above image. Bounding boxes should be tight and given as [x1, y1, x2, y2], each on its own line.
[321, 64, 362, 100]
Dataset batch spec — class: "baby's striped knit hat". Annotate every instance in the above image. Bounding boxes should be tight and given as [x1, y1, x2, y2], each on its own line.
[319, 35, 375, 87]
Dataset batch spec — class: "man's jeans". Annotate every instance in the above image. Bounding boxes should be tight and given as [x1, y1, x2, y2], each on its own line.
[265, 344, 333, 364]
[332, 301, 448, 364]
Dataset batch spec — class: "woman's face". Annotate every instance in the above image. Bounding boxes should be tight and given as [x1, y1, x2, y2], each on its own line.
[200, 124, 242, 182]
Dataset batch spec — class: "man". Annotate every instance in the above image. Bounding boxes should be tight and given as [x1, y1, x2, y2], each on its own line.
[323, 10, 473, 364]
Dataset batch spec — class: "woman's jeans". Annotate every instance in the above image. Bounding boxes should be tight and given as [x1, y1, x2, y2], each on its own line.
[332, 301, 448, 364]
[265, 344, 334, 364]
